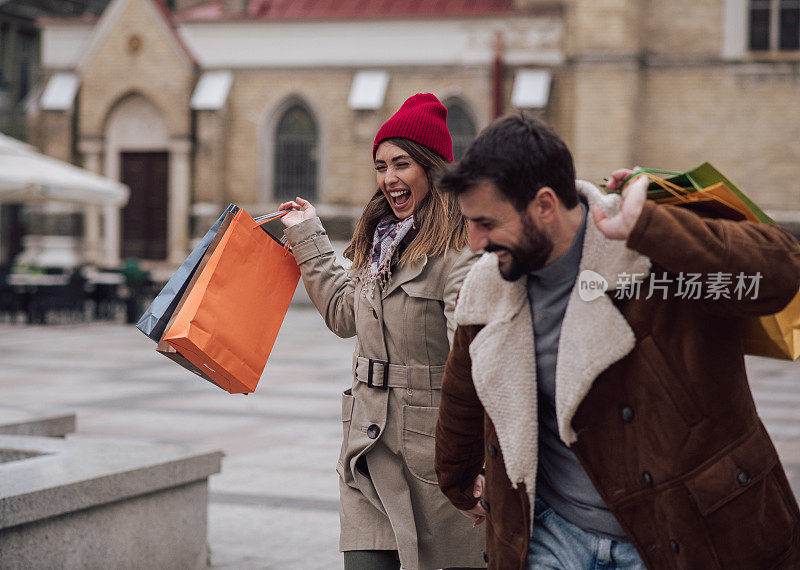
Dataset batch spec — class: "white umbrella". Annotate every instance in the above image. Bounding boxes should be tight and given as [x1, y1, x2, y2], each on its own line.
[0, 132, 129, 207]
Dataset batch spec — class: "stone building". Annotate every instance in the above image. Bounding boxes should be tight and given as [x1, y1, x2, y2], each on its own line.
[27, 0, 800, 269]
[0, 0, 112, 266]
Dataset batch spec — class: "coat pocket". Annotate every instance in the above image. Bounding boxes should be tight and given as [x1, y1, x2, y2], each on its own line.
[337, 389, 355, 476]
[402, 405, 439, 484]
[400, 280, 441, 300]
[684, 424, 798, 569]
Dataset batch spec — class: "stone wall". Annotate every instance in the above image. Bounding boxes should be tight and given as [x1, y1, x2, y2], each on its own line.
[223, 66, 496, 211]
[638, 64, 800, 211]
[561, 0, 800, 213]
[564, 62, 642, 185]
[78, 0, 194, 141]
[193, 108, 228, 206]
[566, 0, 641, 56]
[642, 0, 724, 56]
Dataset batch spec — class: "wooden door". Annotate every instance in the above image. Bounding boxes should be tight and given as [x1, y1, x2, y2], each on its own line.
[120, 152, 168, 261]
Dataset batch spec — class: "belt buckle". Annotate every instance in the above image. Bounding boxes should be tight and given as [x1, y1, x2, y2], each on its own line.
[367, 358, 389, 390]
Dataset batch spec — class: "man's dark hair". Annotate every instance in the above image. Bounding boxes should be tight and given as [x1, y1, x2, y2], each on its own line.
[438, 113, 578, 210]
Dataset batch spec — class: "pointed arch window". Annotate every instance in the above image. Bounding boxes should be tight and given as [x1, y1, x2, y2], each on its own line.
[274, 103, 318, 201]
[444, 99, 477, 161]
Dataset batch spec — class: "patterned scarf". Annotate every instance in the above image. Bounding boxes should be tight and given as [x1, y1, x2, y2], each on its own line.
[361, 215, 415, 298]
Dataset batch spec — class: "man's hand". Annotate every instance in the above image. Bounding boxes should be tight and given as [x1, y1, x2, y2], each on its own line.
[592, 168, 648, 241]
[458, 474, 487, 527]
[278, 197, 317, 228]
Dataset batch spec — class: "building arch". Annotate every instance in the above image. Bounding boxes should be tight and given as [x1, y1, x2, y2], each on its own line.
[260, 94, 324, 205]
[102, 92, 172, 262]
[85, 83, 186, 139]
[442, 95, 479, 160]
[103, 91, 170, 157]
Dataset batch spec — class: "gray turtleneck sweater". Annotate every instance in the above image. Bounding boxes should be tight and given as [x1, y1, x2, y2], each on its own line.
[526, 203, 628, 540]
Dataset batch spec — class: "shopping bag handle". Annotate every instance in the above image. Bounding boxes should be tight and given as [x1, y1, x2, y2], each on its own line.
[253, 210, 294, 257]
[253, 210, 291, 226]
[622, 169, 747, 216]
[620, 168, 683, 190]
[621, 169, 690, 201]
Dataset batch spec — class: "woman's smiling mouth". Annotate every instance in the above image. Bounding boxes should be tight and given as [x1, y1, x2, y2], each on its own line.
[390, 189, 412, 208]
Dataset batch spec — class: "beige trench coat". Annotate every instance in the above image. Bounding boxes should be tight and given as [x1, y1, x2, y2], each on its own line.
[284, 217, 485, 570]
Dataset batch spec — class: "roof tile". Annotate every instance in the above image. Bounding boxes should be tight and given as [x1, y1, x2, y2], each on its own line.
[178, 0, 516, 21]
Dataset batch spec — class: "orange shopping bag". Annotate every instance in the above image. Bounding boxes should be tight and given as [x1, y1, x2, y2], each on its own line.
[162, 209, 300, 393]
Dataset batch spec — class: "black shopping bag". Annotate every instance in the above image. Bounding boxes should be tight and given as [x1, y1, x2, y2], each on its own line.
[136, 204, 239, 342]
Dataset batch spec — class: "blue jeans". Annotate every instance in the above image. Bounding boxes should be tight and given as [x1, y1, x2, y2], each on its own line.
[527, 498, 646, 570]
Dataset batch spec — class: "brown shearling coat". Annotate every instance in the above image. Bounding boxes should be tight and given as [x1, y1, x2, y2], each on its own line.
[435, 183, 800, 570]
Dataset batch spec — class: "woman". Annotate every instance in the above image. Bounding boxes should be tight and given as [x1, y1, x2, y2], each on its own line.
[279, 94, 485, 570]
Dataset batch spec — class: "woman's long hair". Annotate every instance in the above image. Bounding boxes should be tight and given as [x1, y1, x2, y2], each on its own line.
[344, 137, 469, 271]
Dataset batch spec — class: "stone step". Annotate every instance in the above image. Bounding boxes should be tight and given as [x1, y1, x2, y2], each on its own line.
[0, 407, 76, 437]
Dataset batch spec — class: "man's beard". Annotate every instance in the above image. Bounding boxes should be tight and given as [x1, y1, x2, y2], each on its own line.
[485, 214, 554, 281]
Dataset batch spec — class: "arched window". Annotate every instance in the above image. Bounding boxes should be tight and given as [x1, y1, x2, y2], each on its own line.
[444, 99, 477, 161]
[274, 103, 318, 201]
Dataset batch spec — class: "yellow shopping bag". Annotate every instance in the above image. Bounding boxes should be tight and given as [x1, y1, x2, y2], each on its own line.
[742, 288, 800, 360]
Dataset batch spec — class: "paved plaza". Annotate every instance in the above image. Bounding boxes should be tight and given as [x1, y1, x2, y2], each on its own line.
[0, 306, 799, 569]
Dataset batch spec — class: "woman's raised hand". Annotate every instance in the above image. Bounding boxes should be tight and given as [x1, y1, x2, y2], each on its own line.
[278, 196, 317, 228]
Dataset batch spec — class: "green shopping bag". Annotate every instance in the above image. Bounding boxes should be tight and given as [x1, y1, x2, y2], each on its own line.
[623, 164, 774, 224]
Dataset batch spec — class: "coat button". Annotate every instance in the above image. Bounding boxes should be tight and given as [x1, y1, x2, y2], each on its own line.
[621, 406, 635, 422]
[669, 540, 680, 554]
[642, 471, 653, 486]
[487, 444, 497, 457]
[370, 307, 378, 319]
[480, 498, 490, 512]
[737, 469, 751, 486]
[366, 424, 381, 439]
[482, 551, 489, 563]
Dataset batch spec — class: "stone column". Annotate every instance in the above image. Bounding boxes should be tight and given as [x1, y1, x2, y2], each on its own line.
[103, 205, 121, 268]
[168, 137, 192, 265]
[78, 138, 104, 265]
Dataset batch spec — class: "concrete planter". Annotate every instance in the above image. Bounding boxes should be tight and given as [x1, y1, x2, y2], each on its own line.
[0, 435, 222, 569]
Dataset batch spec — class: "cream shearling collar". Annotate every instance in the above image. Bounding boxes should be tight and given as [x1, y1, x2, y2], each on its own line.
[454, 180, 651, 513]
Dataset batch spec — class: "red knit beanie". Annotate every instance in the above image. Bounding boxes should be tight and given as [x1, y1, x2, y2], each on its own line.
[373, 93, 453, 162]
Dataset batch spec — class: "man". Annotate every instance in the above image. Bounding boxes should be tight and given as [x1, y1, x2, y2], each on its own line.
[433, 113, 800, 569]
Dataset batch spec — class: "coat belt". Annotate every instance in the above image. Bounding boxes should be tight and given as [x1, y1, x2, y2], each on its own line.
[353, 356, 444, 390]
